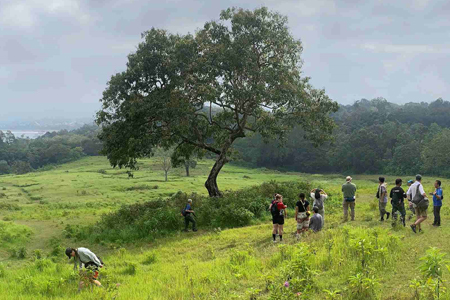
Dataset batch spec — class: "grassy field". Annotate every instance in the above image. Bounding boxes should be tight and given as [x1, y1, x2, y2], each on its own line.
[0, 156, 450, 299]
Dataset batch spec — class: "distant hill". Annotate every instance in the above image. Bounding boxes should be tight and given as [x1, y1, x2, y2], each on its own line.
[0, 117, 94, 131]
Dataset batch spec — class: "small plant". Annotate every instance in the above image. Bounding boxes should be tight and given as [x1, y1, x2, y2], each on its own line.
[0, 263, 5, 278]
[33, 249, 43, 260]
[18, 247, 27, 259]
[348, 273, 379, 300]
[142, 252, 158, 265]
[420, 247, 449, 299]
[122, 261, 137, 275]
[323, 289, 342, 300]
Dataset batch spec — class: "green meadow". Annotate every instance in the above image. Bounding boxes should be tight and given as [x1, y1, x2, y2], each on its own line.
[0, 156, 450, 299]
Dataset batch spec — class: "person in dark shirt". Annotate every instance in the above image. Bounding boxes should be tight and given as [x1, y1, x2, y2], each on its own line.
[295, 193, 310, 238]
[389, 178, 406, 226]
[183, 199, 197, 232]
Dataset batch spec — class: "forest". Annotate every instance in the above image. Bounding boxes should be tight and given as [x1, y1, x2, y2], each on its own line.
[1, 98, 450, 177]
[235, 97, 450, 177]
[0, 125, 101, 174]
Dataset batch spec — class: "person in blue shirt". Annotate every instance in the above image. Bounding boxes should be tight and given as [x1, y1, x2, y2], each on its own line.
[183, 199, 197, 232]
[432, 180, 443, 226]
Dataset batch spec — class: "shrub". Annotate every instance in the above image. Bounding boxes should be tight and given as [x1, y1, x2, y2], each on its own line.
[122, 261, 137, 275]
[142, 252, 158, 265]
[0, 263, 5, 278]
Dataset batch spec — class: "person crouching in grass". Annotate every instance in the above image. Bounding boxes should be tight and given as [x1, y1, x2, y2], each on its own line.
[66, 247, 104, 291]
[309, 206, 323, 232]
[295, 193, 310, 239]
[432, 180, 443, 227]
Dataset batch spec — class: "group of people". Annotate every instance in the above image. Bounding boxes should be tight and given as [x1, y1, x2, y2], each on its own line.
[375, 174, 443, 233]
[269, 188, 328, 242]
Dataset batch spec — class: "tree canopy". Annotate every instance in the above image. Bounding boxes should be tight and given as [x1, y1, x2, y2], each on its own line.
[96, 7, 339, 196]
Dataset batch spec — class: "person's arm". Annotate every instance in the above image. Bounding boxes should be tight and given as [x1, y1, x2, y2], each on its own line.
[436, 189, 443, 200]
[419, 184, 426, 197]
[284, 207, 287, 218]
[321, 190, 328, 196]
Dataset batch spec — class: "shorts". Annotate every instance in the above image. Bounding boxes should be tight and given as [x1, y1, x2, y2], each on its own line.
[415, 207, 428, 217]
[273, 217, 284, 225]
[297, 219, 309, 229]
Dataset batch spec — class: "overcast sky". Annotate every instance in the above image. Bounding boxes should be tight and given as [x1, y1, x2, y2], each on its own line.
[1, 0, 449, 120]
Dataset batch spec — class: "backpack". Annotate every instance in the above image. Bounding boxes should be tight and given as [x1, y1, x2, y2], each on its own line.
[270, 202, 279, 216]
[181, 205, 187, 217]
[412, 184, 429, 209]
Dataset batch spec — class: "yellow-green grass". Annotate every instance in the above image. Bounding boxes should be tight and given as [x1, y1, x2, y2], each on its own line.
[0, 157, 449, 299]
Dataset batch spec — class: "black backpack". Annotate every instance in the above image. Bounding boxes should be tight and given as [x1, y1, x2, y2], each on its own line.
[181, 206, 187, 217]
[270, 202, 279, 216]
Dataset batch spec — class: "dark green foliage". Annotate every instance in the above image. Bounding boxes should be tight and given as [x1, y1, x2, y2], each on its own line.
[79, 181, 310, 244]
[95, 7, 338, 197]
[236, 98, 450, 176]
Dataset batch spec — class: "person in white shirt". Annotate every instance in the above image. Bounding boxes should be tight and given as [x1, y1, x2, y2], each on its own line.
[66, 247, 104, 290]
[407, 174, 428, 233]
[310, 188, 327, 225]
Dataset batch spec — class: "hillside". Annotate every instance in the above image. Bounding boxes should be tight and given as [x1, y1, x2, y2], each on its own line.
[0, 157, 449, 299]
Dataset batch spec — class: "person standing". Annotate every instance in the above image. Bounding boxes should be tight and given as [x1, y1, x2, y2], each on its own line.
[406, 180, 415, 220]
[310, 188, 327, 225]
[183, 199, 197, 232]
[271, 194, 286, 242]
[432, 180, 443, 227]
[389, 178, 406, 226]
[342, 176, 357, 221]
[407, 175, 428, 233]
[295, 193, 310, 237]
[377, 177, 390, 221]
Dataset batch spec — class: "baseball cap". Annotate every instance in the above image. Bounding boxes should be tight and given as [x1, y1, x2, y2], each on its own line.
[407, 180, 414, 184]
[346, 176, 352, 181]
[65, 248, 73, 259]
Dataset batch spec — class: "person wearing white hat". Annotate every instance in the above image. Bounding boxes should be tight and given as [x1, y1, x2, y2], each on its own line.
[342, 176, 357, 221]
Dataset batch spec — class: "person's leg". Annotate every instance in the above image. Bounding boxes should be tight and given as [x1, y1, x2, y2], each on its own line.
[184, 216, 189, 230]
[350, 202, 355, 221]
[343, 200, 348, 221]
[399, 205, 406, 226]
[191, 216, 197, 231]
[279, 225, 283, 241]
[433, 206, 437, 225]
[273, 224, 278, 241]
[319, 208, 325, 226]
[437, 206, 441, 226]
[379, 201, 384, 220]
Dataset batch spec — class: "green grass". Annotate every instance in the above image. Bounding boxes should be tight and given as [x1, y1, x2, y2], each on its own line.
[0, 156, 450, 299]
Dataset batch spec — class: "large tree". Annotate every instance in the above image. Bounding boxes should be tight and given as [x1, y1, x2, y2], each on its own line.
[96, 7, 339, 197]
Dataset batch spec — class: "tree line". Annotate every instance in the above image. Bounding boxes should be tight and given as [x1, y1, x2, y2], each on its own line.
[235, 98, 450, 177]
[0, 125, 102, 175]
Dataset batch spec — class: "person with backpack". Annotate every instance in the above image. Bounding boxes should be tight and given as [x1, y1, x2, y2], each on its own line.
[342, 176, 357, 221]
[389, 178, 406, 226]
[65, 247, 104, 290]
[295, 193, 310, 238]
[182, 199, 197, 232]
[407, 174, 428, 233]
[432, 180, 443, 227]
[310, 188, 327, 225]
[271, 194, 286, 242]
[377, 177, 390, 221]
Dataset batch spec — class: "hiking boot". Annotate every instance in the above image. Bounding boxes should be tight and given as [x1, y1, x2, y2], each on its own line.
[419, 228, 423, 233]
[410, 224, 417, 233]
[386, 212, 390, 220]
[380, 218, 384, 222]
[402, 218, 406, 227]
[273, 239, 277, 243]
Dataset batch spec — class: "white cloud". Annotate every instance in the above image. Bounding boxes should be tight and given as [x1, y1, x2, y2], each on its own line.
[362, 43, 450, 54]
[0, 2, 35, 29]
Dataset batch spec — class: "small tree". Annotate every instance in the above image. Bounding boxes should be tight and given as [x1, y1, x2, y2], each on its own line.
[96, 7, 338, 197]
[156, 148, 173, 182]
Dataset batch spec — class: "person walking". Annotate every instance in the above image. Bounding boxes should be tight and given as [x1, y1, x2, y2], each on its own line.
[295, 193, 310, 237]
[432, 180, 443, 227]
[310, 188, 327, 225]
[389, 178, 406, 226]
[406, 180, 415, 220]
[309, 206, 323, 232]
[182, 199, 197, 232]
[271, 194, 286, 242]
[342, 176, 357, 221]
[377, 177, 390, 221]
[65, 247, 104, 290]
[408, 175, 428, 233]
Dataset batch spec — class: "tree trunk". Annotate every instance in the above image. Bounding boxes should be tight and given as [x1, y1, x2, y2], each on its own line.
[185, 162, 190, 177]
[205, 153, 228, 197]
[165, 170, 168, 182]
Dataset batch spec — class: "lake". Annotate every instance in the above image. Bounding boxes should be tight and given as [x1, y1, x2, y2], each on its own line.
[0, 130, 56, 139]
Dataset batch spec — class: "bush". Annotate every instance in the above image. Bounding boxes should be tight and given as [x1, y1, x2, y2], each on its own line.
[142, 252, 157, 265]
[81, 181, 311, 244]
